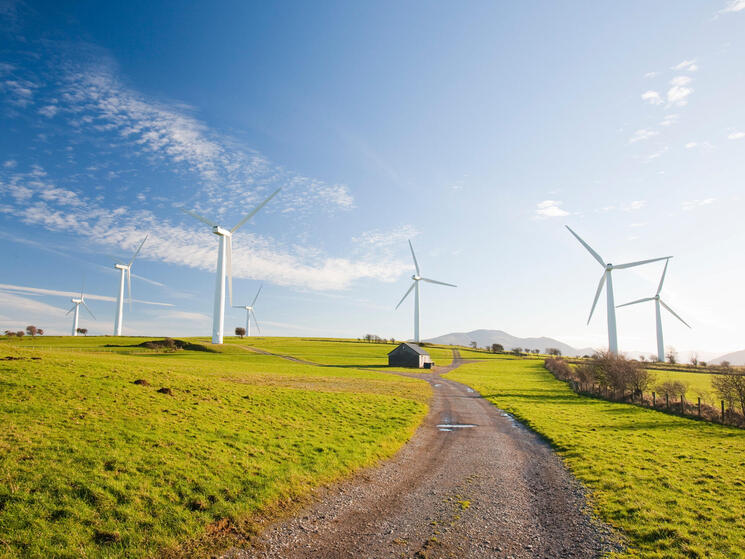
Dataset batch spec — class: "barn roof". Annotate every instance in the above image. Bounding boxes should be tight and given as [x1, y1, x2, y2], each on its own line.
[388, 342, 430, 356]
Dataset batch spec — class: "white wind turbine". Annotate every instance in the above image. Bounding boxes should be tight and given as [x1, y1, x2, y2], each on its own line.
[233, 284, 262, 337]
[67, 283, 95, 336]
[566, 226, 671, 354]
[183, 188, 280, 344]
[113, 234, 148, 336]
[395, 240, 456, 343]
[617, 258, 691, 362]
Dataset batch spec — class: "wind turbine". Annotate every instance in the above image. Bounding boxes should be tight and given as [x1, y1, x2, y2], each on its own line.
[66, 284, 95, 336]
[395, 240, 456, 343]
[566, 226, 670, 354]
[233, 284, 262, 336]
[113, 234, 148, 336]
[616, 258, 691, 362]
[183, 188, 280, 344]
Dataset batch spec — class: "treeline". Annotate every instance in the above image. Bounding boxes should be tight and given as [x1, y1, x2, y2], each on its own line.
[545, 353, 745, 428]
[4, 325, 45, 338]
[360, 334, 396, 343]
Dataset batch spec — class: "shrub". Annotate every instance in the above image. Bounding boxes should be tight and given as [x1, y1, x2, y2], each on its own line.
[544, 357, 573, 381]
[656, 380, 688, 399]
[235, 327, 246, 338]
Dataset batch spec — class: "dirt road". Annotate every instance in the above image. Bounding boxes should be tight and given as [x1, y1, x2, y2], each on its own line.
[226, 351, 621, 559]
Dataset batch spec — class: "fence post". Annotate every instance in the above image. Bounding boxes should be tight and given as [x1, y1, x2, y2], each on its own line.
[722, 400, 725, 424]
[653, 392, 656, 407]
[681, 395, 685, 414]
[698, 397, 701, 417]
[666, 393, 669, 409]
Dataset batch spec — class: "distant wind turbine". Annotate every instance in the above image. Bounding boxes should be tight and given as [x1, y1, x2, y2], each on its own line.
[113, 234, 148, 336]
[617, 258, 691, 362]
[566, 226, 670, 354]
[233, 284, 262, 336]
[66, 283, 95, 336]
[395, 240, 456, 343]
[183, 188, 280, 344]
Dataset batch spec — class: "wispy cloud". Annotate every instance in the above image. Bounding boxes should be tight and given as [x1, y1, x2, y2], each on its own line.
[728, 131, 745, 140]
[719, 0, 745, 13]
[623, 200, 646, 211]
[535, 200, 569, 218]
[682, 198, 716, 211]
[644, 71, 658, 79]
[0, 283, 173, 306]
[672, 59, 698, 72]
[667, 76, 694, 107]
[641, 90, 663, 105]
[660, 114, 679, 127]
[629, 128, 659, 143]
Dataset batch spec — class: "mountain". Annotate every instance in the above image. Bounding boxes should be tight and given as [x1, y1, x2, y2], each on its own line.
[711, 350, 745, 366]
[424, 329, 596, 357]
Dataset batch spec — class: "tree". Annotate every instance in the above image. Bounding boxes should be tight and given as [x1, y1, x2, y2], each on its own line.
[511, 347, 523, 356]
[547, 348, 562, 356]
[690, 353, 699, 367]
[713, 372, 745, 417]
[666, 348, 677, 365]
[721, 360, 731, 369]
[470, 341, 477, 349]
[639, 355, 646, 362]
[26, 325, 37, 337]
[4, 330, 16, 337]
[76, 328, 88, 336]
[16, 331, 24, 338]
[235, 327, 246, 338]
[37, 329, 44, 336]
[491, 343, 504, 354]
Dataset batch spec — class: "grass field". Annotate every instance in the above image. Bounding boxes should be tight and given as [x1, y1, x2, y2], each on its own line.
[648, 369, 717, 405]
[446, 357, 745, 558]
[0, 336, 430, 558]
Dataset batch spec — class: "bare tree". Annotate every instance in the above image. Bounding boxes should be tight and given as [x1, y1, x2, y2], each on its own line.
[4, 330, 16, 337]
[235, 327, 246, 339]
[37, 329, 44, 336]
[546, 348, 562, 356]
[666, 348, 678, 365]
[26, 325, 38, 337]
[690, 353, 699, 367]
[16, 331, 24, 338]
[470, 341, 477, 349]
[713, 372, 745, 417]
[491, 343, 503, 353]
[76, 328, 87, 336]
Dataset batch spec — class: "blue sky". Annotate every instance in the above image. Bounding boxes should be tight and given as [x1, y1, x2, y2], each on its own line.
[1, 0, 744, 356]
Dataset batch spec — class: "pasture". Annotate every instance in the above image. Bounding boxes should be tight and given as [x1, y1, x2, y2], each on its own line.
[0, 336, 430, 558]
[446, 357, 745, 559]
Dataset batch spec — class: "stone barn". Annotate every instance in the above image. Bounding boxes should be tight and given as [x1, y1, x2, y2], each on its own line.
[388, 342, 434, 369]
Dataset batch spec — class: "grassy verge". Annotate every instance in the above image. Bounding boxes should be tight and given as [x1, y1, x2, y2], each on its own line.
[0, 337, 429, 558]
[445, 357, 745, 559]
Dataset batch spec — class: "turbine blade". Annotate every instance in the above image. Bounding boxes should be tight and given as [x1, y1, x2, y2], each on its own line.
[181, 208, 217, 227]
[408, 240, 421, 275]
[660, 299, 692, 328]
[395, 282, 416, 310]
[226, 236, 233, 307]
[614, 256, 672, 270]
[82, 301, 96, 320]
[587, 272, 606, 324]
[656, 258, 670, 295]
[232, 305, 245, 309]
[616, 297, 654, 308]
[230, 188, 281, 233]
[251, 309, 261, 335]
[66, 305, 75, 316]
[420, 277, 457, 287]
[128, 234, 149, 267]
[566, 226, 605, 267]
[127, 268, 133, 311]
[251, 284, 263, 307]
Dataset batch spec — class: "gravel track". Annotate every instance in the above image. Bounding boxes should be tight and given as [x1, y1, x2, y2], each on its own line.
[226, 350, 622, 559]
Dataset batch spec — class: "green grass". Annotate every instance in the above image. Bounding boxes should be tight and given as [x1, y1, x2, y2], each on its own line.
[445, 357, 745, 559]
[0, 336, 430, 558]
[648, 369, 717, 405]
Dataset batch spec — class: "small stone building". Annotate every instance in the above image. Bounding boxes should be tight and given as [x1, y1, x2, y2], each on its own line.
[388, 342, 434, 368]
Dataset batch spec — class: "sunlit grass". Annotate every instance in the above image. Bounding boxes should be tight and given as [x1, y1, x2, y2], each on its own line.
[446, 358, 745, 558]
[0, 336, 430, 558]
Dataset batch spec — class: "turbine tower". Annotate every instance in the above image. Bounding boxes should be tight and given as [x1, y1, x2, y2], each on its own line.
[395, 240, 456, 343]
[617, 258, 691, 362]
[113, 234, 148, 336]
[183, 188, 280, 344]
[66, 285, 95, 336]
[566, 226, 670, 354]
[233, 284, 262, 336]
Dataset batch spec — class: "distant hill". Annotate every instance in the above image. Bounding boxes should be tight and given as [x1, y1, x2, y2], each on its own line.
[425, 329, 596, 357]
[711, 349, 745, 366]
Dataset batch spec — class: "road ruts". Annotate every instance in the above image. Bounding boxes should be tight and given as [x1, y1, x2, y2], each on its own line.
[224, 350, 623, 559]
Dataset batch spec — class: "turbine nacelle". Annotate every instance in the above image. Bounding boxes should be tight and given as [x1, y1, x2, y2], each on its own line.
[114, 263, 129, 271]
[412, 275, 421, 281]
[212, 226, 232, 237]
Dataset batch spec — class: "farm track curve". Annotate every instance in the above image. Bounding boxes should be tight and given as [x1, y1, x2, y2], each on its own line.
[226, 348, 623, 559]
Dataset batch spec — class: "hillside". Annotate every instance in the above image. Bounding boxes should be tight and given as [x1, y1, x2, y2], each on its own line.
[711, 349, 745, 366]
[425, 329, 595, 357]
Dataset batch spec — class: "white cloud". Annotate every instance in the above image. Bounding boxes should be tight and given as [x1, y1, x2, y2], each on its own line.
[625, 200, 646, 211]
[3, 160, 16, 168]
[38, 104, 58, 118]
[629, 128, 659, 143]
[645, 146, 669, 161]
[660, 114, 679, 127]
[535, 200, 569, 218]
[667, 76, 693, 107]
[682, 198, 716, 211]
[728, 131, 745, 140]
[1, 78, 36, 107]
[673, 60, 699, 72]
[720, 0, 745, 13]
[641, 90, 663, 105]
[0, 283, 172, 306]
[644, 72, 658, 79]
[685, 142, 698, 149]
